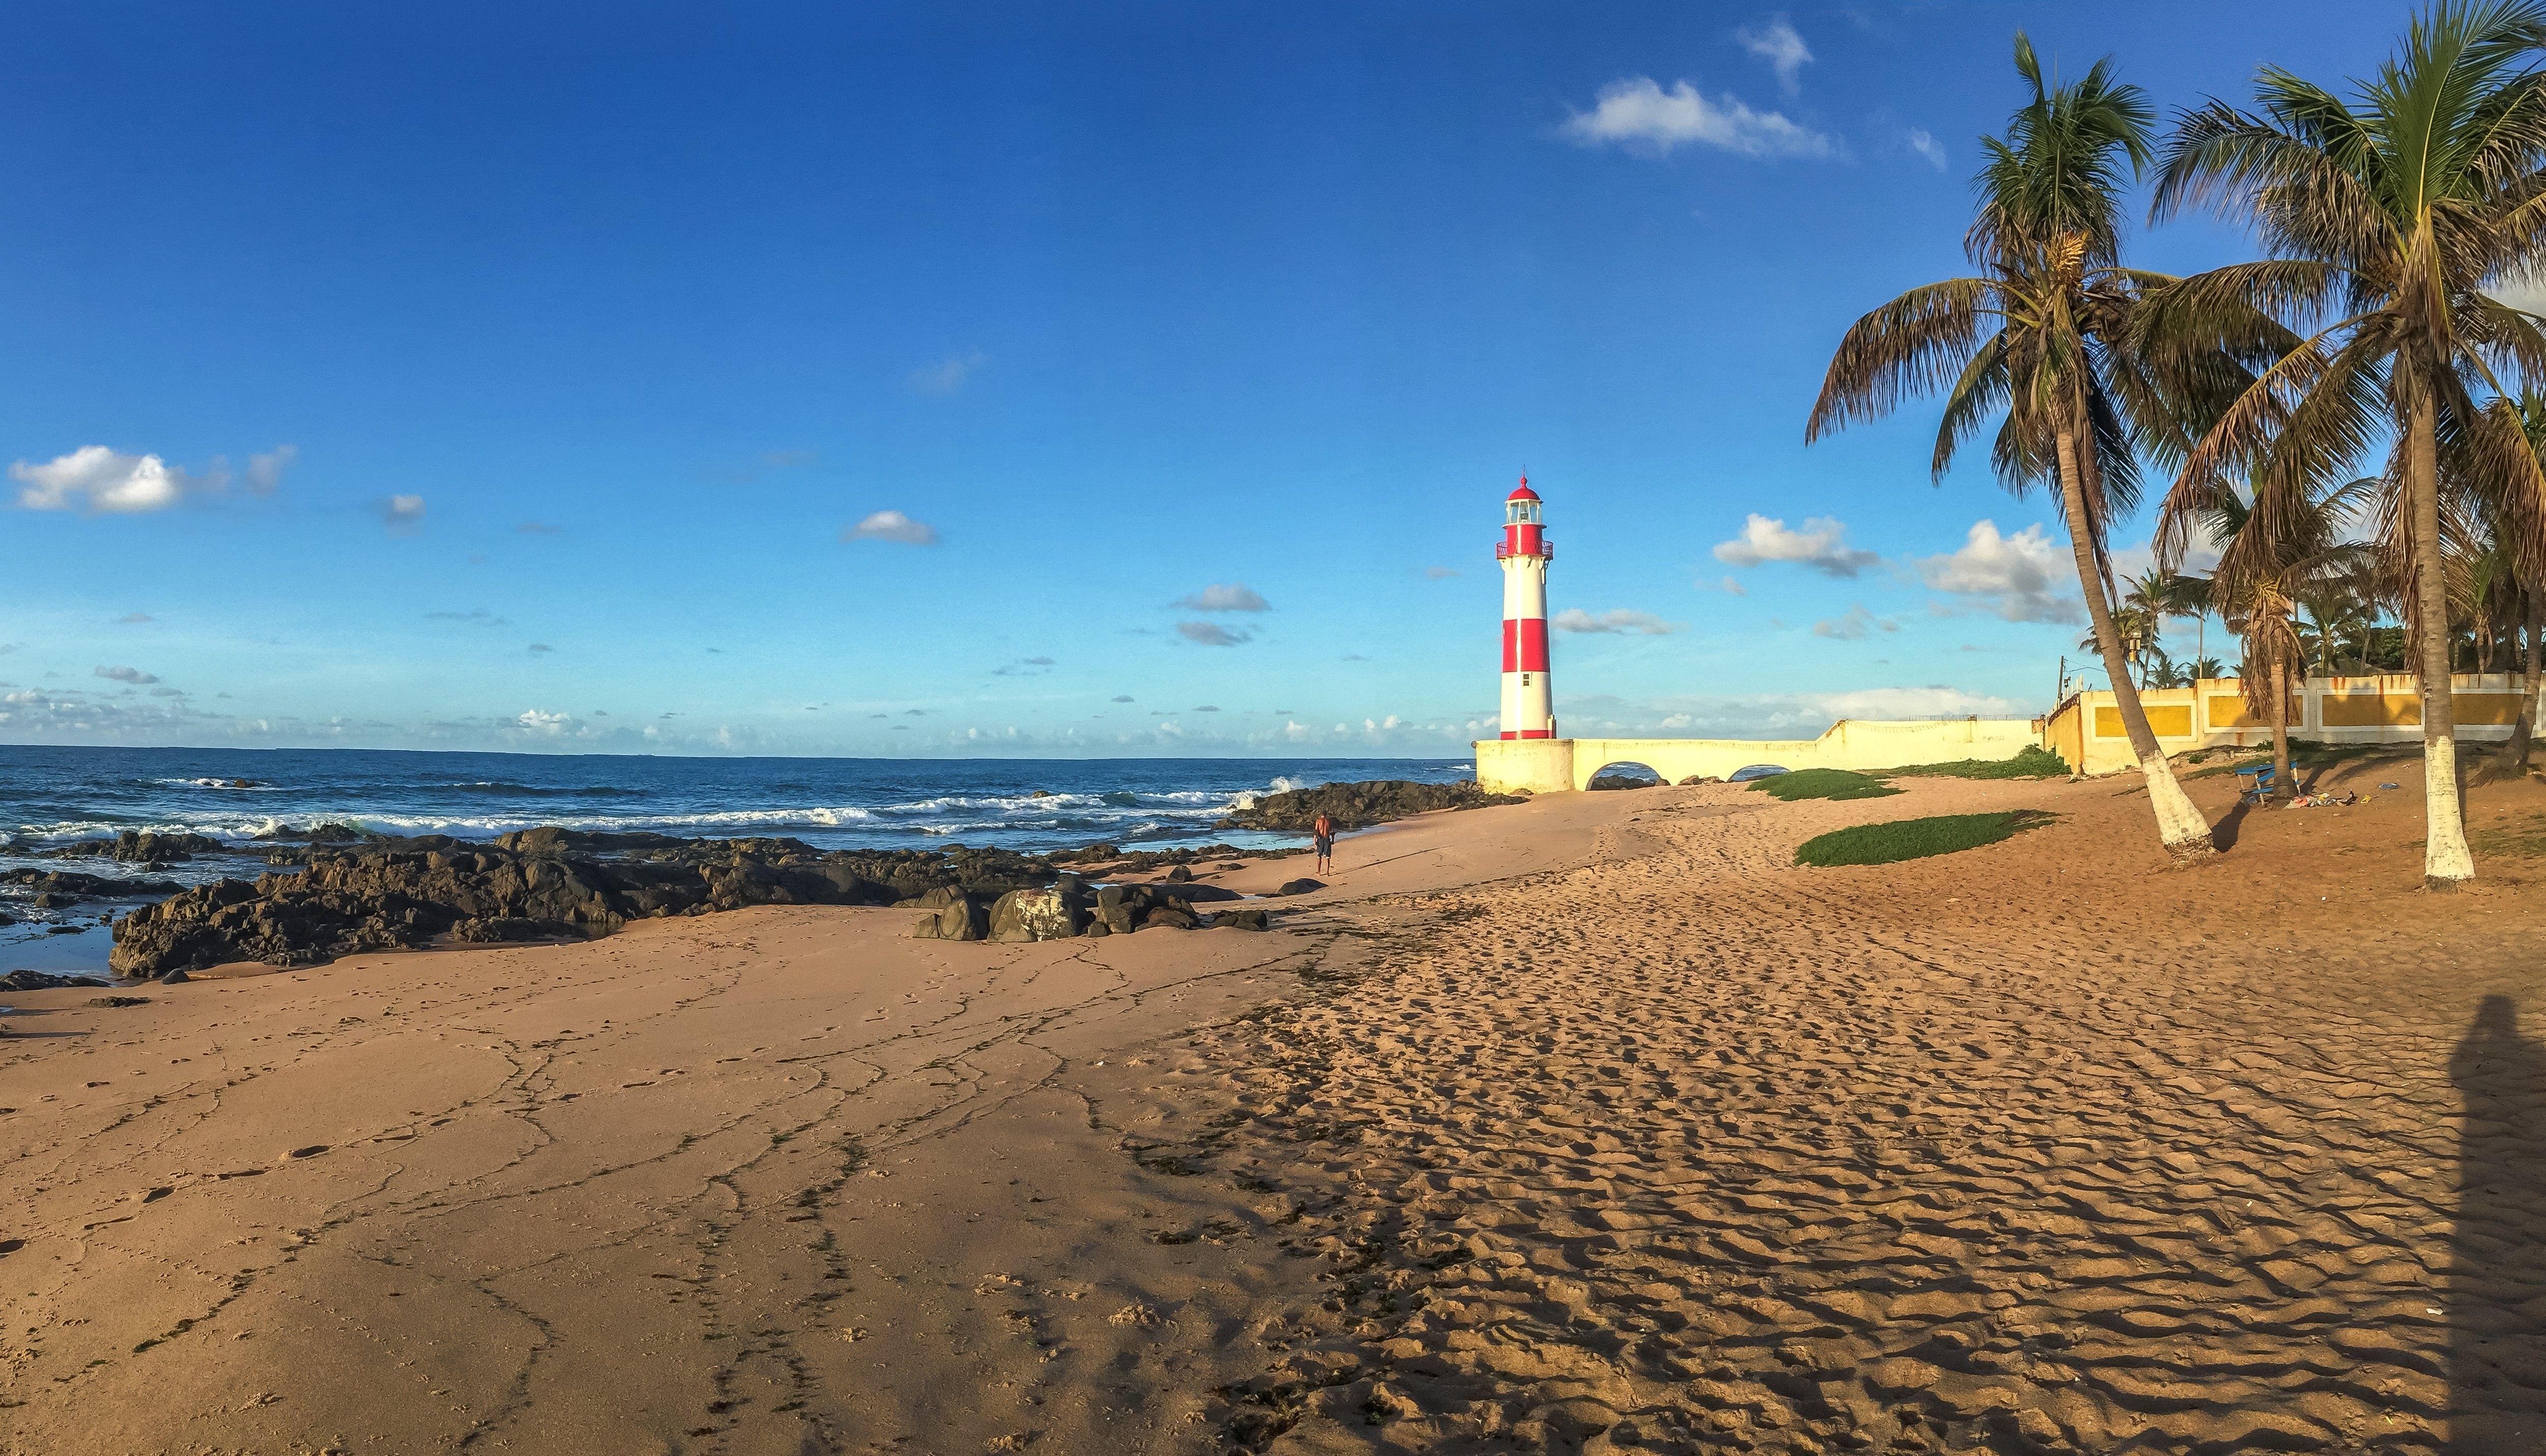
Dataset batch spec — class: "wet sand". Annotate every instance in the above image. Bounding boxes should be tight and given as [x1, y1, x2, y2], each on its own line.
[5, 758, 2545, 1453]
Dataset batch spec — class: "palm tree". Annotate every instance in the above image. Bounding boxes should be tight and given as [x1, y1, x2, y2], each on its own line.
[2164, 473, 2375, 800]
[2509, 393, 2546, 764]
[2149, 0, 2546, 887]
[1808, 33, 2224, 860]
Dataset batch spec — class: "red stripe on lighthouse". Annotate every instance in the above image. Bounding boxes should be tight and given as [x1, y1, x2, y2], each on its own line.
[1516, 618, 1548, 672]
[1502, 619, 1519, 672]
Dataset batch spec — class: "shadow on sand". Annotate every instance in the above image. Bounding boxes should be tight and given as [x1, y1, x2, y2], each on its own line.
[2449, 994, 2546, 1453]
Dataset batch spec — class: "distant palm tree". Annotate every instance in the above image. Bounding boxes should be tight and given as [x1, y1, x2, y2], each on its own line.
[2164, 472, 2375, 800]
[2150, 0, 2546, 886]
[1809, 33, 2230, 860]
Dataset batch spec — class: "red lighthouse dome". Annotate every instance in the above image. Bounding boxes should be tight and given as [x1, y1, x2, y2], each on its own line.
[1507, 476, 1540, 502]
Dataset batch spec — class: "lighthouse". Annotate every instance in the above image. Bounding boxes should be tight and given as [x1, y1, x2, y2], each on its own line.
[1497, 477, 1556, 740]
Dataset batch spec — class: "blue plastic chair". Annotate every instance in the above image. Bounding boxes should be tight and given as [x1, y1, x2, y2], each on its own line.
[2235, 764, 2278, 803]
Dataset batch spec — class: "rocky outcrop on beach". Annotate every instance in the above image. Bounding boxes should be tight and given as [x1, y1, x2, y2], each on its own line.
[3, 867, 184, 908]
[42, 831, 231, 864]
[910, 878, 1253, 942]
[107, 831, 1087, 979]
[1216, 779, 1521, 833]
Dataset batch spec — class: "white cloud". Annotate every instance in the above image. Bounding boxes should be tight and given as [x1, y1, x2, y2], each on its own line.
[379, 494, 426, 531]
[1177, 621, 1253, 647]
[1560, 76, 1834, 159]
[1737, 16, 1813, 94]
[1913, 520, 2078, 623]
[1175, 582, 1270, 612]
[245, 444, 296, 494]
[95, 664, 160, 684]
[13, 446, 188, 513]
[1712, 514, 1880, 576]
[1906, 128, 1947, 172]
[516, 709, 574, 734]
[846, 510, 940, 545]
[912, 352, 986, 396]
[10, 442, 294, 513]
[1554, 608, 1684, 635]
[1720, 575, 1747, 596]
[1811, 604, 1898, 640]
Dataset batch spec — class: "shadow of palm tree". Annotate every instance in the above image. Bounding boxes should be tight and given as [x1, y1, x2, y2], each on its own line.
[2449, 995, 2546, 1453]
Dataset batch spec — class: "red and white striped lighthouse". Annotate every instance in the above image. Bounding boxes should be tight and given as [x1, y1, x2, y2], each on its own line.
[1497, 477, 1556, 740]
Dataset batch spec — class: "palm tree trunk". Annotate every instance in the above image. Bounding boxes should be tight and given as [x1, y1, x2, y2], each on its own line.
[2271, 654, 2293, 803]
[2407, 394, 2474, 887]
[2054, 425, 2213, 859]
[2511, 596, 2542, 770]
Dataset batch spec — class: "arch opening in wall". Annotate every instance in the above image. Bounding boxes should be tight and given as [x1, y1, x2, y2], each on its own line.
[1729, 764, 1791, 782]
[1585, 762, 1664, 791]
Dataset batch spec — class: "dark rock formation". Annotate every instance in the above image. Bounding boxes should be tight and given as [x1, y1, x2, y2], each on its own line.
[1586, 773, 1657, 791]
[1275, 877, 1324, 896]
[2, 869, 183, 903]
[1217, 780, 1520, 833]
[1217, 908, 1270, 931]
[988, 884, 1090, 942]
[0, 969, 108, 991]
[43, 831, 229, 863]
[110, 832, 1088, 979]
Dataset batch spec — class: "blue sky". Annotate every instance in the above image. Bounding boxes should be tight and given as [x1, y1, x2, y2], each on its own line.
[0, 1, 2424, 756]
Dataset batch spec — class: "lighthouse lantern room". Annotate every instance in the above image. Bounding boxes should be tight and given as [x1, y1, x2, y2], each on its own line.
[1497, 478, 1556, 740]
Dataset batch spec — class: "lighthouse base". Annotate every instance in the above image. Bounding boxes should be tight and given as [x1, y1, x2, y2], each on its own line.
[1475, 717, 2044, 795]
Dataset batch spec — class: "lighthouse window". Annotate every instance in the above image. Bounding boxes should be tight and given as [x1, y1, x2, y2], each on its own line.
[1521, 673, 1532, 685]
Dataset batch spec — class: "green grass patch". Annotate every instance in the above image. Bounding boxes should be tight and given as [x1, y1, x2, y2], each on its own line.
[1748, 768, 1902, 802]
[2475, 811, 2546, 859]
[1879, 745, 2071, 780]
[1794, 810, 2059, 868]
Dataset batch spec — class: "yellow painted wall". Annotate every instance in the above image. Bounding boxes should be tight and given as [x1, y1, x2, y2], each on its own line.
[2049, 674, 2540, 776]
[1476, 716, 2043, 794]
[2322, 692, 2417, 727]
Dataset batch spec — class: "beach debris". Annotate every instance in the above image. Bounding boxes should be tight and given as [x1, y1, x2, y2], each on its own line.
[87, 995, 150, 1009]
[2288, 792, 2359, 808]
[2379, 781, 2402, 790]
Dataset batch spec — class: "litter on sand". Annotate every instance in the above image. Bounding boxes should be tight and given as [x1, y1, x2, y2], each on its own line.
[2379, 781, 2402, 790]
[2289, 792, 2359, 808]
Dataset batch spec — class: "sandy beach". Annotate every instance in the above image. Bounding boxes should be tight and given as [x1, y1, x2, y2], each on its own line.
[6, 757, 2545, 1454]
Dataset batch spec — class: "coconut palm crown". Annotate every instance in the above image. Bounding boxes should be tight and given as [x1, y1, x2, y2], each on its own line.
[2146, 0, 2546, 885]
[1807, 32, 2230, 858]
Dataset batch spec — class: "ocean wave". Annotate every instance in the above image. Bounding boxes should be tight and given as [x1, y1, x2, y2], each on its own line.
[440, 781, 647, 798]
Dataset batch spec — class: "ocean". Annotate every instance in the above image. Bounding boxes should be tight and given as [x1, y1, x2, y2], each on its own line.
[0, 746, 1472, 976]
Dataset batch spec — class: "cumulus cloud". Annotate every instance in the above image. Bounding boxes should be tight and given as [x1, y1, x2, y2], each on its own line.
[10, 443, 295, 513]
[1177, 621, 1253, 647]
[1560, 76, 1834, 159]
[912, 352, 986, 396]
[95, 664, 160, 684]
[1811, 604, 1898, 640]
[846, 510, 939, 545]
[379, 494, 426, 531]
[1712, 514, 1879, 576]
[14, 447, 188, 513]
[1174, 583, 1270, 612]
[1906, 128, 1947, 171]
[1554, 608, 1684, 635]
[1913, 520, 2078, 623]
[1737, 16, 1812, 93]
[516, 709, 574, 733]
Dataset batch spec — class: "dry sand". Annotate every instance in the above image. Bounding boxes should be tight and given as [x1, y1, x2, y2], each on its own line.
[5, 755, 2545, 1454]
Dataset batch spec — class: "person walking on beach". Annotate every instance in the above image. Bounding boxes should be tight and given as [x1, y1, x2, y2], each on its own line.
[1312, 813, 1336, 875]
